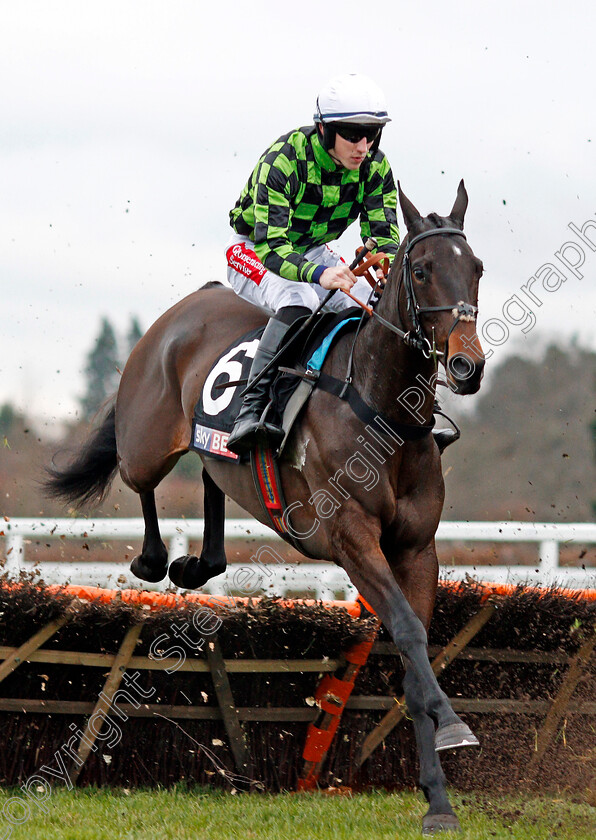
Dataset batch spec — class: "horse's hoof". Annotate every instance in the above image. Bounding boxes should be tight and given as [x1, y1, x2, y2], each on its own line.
[168, 554, 226, 590]
[422, 813, 461, 834]
[435, 722, 479, 752]
[130, 553, 168, 583]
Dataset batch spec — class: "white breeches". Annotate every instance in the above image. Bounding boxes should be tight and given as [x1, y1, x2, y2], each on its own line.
[225, 233, 373, 316]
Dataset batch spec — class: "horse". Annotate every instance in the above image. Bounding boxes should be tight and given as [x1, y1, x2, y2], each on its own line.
[46, 181, 485, 833]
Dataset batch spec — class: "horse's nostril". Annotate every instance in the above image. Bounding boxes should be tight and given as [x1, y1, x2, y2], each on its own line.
[448, 353, 474, 380]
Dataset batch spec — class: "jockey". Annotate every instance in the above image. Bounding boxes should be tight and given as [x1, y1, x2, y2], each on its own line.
[225, 72, 399, 456]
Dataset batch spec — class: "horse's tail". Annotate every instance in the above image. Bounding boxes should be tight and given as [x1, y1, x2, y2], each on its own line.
[44, 402, 119, 508]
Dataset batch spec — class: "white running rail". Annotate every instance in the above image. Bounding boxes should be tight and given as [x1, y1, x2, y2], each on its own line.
[2, 518, 595, 598]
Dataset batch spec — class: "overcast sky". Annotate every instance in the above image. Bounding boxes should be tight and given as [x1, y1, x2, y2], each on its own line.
[2, 0, 595, 424]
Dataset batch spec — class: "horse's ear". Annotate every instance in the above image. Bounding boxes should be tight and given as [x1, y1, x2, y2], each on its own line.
[449, 179, 468, 229]
[398, 181, 422, 231]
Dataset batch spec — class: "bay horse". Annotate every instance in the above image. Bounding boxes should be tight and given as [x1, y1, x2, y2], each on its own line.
[46, 182, 485, 833]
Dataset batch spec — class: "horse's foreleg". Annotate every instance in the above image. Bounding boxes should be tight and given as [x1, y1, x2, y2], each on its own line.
[391, 541, 472, 831]
[389, 540, 479, 755]
[403, 666, 460, 834]
[336, 522, 473, 744]
[130, 491, 169, 582]
[168, 468, 227, 589]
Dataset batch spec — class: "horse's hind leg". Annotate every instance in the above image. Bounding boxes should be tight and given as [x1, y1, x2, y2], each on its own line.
[130, 491, 169, 582]
[168, 468, 227, 589]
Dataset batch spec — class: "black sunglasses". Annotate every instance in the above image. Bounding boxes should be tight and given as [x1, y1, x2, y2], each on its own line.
[334, 123, 381, 144]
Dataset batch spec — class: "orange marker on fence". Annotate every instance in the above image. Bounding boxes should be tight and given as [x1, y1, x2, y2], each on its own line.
[298, 595, 379, 791]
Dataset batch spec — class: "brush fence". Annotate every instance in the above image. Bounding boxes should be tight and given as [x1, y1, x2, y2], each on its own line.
[0, 581, 594, 793]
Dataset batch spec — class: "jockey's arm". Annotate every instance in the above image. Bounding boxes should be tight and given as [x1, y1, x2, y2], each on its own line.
[252, 169, 323, 285]
[360, 154, 400, 278]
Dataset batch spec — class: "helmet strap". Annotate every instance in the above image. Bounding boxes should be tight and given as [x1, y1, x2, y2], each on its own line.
[316, 122, 336, 152]
[370, 127, 383, 154]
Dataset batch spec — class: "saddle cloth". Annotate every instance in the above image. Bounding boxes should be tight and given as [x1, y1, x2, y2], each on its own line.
[189, 309, 362, 462]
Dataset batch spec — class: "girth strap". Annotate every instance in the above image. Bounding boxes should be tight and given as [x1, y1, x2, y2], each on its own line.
[316, 373, 435, 440]
[250, 443, 318, 558]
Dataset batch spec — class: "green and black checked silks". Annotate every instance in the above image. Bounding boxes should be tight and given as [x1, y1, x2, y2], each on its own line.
[230, 125, 399, 283]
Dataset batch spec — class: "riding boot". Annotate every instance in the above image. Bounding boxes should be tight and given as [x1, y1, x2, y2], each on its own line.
[432, 400, 461, 454]
[226, 307, 309, 455]
[433, 428, 459, 454]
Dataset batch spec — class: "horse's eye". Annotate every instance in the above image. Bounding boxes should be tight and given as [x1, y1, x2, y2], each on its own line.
[413, 266, 426, 281]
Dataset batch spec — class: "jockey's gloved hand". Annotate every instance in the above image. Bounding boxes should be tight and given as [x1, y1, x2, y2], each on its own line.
[319, 264, 358, 292]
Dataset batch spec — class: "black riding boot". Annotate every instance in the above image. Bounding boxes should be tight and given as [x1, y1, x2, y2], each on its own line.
[226, 307, 309, 455]
[433, 428, 459, 454]
[432, 400, 461, 454]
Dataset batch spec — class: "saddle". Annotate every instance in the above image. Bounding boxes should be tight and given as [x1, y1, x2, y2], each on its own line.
[189, 307, 363, 462]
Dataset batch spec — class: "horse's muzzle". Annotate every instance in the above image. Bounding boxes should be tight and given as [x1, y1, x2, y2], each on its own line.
[447, 353, 485, 394]
[445, 326, 485, 395]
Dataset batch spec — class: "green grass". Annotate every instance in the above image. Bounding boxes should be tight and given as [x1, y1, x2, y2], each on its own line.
[0, 788, 593, 839]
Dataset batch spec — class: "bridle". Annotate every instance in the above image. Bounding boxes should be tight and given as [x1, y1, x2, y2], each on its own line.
[368, 227, 479, 361]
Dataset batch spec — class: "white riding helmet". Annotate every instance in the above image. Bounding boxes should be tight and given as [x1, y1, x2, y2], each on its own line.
[314, 73, 391, 126]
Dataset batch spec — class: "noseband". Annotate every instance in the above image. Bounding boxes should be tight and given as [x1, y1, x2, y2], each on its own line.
[369, 227, 479, 360]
